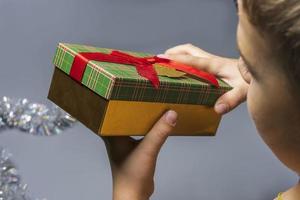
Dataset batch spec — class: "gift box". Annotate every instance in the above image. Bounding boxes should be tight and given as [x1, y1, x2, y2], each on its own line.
[48, 43, 231, 136]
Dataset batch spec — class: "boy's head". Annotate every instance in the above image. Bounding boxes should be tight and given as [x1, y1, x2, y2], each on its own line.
[236, 0, 300, 173]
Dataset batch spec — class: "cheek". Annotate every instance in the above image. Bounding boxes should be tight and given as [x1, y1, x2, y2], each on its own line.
[247, 83, 260, 125]
[246, 80, 292, 145]
[246, 81, 274, 138]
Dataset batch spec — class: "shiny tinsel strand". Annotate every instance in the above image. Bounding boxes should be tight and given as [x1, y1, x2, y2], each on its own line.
[0, 147, 46, 200]
[0, 97, 76, 136]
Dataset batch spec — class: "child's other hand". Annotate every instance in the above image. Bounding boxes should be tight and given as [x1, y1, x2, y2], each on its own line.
[159, 44, 249, 115]
[102, 110, 177, 200]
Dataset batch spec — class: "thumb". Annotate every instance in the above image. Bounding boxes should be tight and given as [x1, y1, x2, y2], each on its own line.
[137, 110, 177, 158]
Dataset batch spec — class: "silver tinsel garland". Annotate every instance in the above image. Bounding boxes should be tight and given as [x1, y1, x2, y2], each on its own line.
[0, 96, 76, 136]
[0, 96, 77, 199]
[0, 148, 45, 200]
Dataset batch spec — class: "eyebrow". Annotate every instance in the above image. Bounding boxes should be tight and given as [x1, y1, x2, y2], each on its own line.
[237, 44, 259, 79]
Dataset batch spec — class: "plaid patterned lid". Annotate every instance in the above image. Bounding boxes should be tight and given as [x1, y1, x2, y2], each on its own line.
[53, 43, 232, 105]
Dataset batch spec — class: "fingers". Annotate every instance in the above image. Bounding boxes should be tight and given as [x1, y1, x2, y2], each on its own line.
[137, 110, 177, 158]
[214, 84, 248, 114]
[165, 43, 214, 58]
[158, 54, 220, 75]
[101, 111, 177, 165]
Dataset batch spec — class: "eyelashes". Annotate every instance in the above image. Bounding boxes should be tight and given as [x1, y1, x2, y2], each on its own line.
[238, 57, 253, 84]
[233, 0, 238, 9]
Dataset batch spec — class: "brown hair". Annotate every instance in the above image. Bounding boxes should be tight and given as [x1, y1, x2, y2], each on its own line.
[242, 0, 300, 91]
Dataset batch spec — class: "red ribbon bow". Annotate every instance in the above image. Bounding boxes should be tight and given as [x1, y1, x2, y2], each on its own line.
[70, 50, 219, 88]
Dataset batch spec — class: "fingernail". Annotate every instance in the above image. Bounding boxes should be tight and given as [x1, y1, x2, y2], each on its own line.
[215, 103, 228, 114]
[164, 110, 178, 127]
[157, 54, 169, 59]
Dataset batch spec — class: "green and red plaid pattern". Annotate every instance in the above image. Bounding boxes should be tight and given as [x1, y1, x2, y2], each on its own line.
[53, 43, 231, 105]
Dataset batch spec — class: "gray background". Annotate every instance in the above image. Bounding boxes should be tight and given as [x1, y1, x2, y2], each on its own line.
[0, 0, 298, 199]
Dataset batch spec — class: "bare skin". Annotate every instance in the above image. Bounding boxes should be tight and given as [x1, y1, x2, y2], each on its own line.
[102, 1, 300, 199]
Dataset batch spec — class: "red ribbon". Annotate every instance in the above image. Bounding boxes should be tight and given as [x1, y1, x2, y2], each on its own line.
[70, 50, 219, 88]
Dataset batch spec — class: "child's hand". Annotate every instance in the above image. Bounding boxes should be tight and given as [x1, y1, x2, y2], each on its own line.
[102, 110, 177, 200]
[159, 44, 250, 115]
